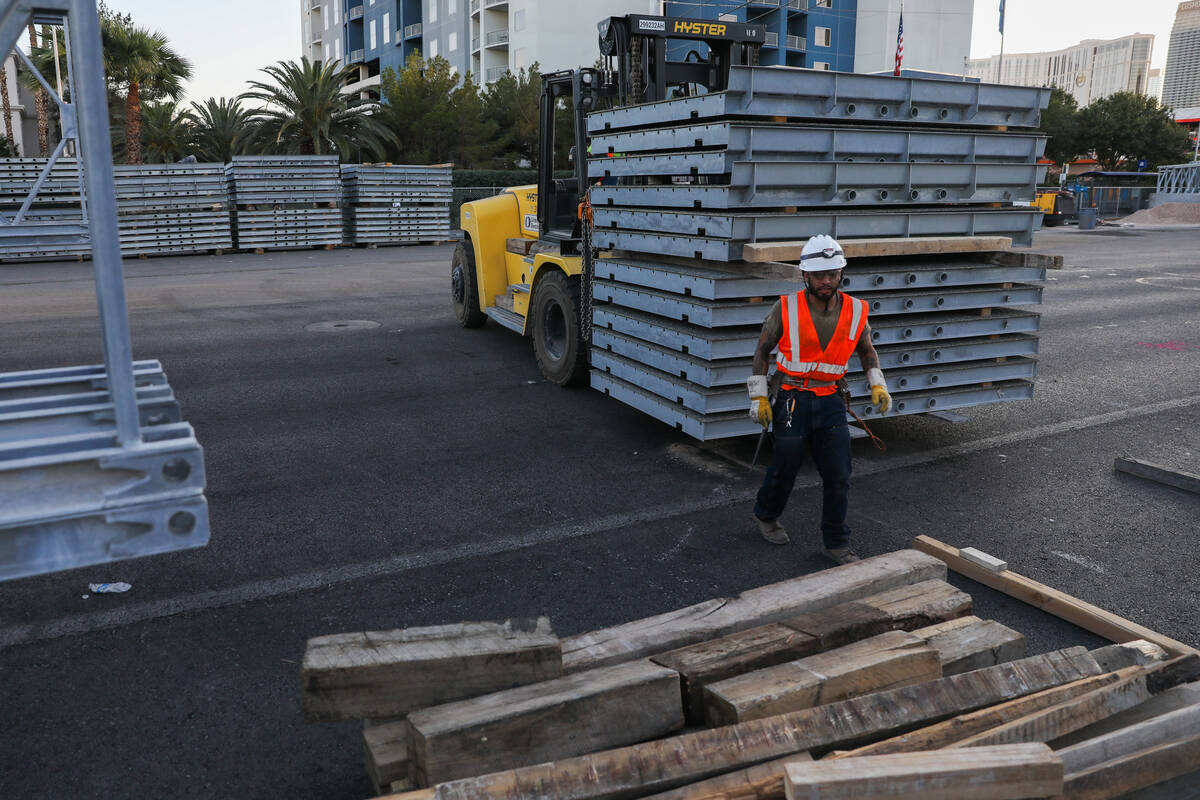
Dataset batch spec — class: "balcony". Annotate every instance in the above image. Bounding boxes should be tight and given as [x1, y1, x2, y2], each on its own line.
[749, 0, 781, 6]
[764, 32, 778, 47]
[349, 48, 365, 63]
[486, 66, 507, 82]
[310, 34, 322, 45]
[472, 35, 480, 51]
[485, 29, 509, 47]
[404, 22, 422, 38]
[485, 0, 508, 7]
[470, 0, 480, 12]
[348, 4, 364, 21]
[787, 0, 808, 10]
[786, 34, 806, 50]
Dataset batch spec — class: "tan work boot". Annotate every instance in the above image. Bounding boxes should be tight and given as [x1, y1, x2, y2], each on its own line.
[756, 517, 789, 545]
[821, 546, 861, 565]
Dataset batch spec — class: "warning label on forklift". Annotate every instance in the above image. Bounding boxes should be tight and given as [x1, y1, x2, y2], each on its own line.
[523, 214, 539, 232]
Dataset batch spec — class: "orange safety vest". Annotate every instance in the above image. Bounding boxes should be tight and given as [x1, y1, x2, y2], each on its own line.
[776, 290, 869, 396]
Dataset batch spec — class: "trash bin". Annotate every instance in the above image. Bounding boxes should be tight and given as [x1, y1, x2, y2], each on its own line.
[1077, 208, 1098, 230]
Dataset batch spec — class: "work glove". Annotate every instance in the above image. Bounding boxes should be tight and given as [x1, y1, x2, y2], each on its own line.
[867, 368, 891, 415]
[747, 375, 772, 428]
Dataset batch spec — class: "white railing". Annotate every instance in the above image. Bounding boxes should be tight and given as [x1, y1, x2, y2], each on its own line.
[349, 48, 365, 63]
[486, 66, 507, 82]
[787, 0, 808, 11]
[348, 4, 364, 20]
[404, 22, 422, 38]
[1156, 162, 1200, 194]
[750, 0, 781, 6]
[472, 35, 481, 50]
[470, 0, 480, 12]
[485, 0, 508, 7]
[485, 29, 509, 46]
[787, 34, 806, 50]
[764, 32, 779, 47]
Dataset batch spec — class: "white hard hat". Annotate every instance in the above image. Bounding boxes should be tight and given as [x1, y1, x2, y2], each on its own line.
[799, 234, 847, 272]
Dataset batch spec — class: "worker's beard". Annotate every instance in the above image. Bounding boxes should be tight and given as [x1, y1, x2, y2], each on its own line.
[805, 278, 838, 304]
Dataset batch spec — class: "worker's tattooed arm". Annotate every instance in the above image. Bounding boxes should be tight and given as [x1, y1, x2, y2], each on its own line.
[855, 323, 881, 370]
[753, 301, 783, 376]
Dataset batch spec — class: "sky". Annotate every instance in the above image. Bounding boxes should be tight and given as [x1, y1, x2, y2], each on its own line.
[94, 0, 1184, 104]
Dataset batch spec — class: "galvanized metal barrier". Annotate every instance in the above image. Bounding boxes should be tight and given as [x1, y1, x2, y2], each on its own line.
[226, 155, 342, 249]
[341, 164, 452, 245]
[582, 65, 1049, 440]
[0, 0, 209, 581]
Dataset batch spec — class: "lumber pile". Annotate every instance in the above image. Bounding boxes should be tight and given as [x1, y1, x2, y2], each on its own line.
[297, 549, 1200, 798]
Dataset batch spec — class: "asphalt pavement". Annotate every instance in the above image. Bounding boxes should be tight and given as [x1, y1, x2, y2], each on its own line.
[0, 226, 1197, 798]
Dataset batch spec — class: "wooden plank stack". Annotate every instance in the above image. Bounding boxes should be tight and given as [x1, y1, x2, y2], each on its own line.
[298, 549, 1200, 798]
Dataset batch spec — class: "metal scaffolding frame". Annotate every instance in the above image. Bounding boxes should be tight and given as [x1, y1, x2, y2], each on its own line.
[0, 0, 209, 582]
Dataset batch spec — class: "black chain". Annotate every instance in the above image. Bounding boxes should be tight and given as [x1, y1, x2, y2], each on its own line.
[580, 194, 594, 348]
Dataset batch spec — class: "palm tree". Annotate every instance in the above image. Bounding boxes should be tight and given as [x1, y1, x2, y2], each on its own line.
[0, 58, 15, 151]
[140, 101, 193, 163]
[244, 58, 395, 159]
[189, 96, 252, 162]
[28, 24, 50, 156]
[102, 23, 192, 164]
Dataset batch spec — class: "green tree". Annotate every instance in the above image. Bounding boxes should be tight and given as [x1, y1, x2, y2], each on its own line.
[139, 101, 193, 163]
[1080, 91, 1192, 171]
[102, 22, 193, 164]
[377, 55, 498, 166]
[190, 96, 253, 162]
[245, 57, 395, 159]
[1039, 87, 1085, 166]
[482, 64, 541, 168]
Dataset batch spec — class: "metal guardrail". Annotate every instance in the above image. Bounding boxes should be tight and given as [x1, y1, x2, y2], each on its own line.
[485, 0, 508, 7]
[348, 4, 364, 20]
[470, 0, 480, 12]
[404, 22, 422, 38]
[349, 48, 365, 64]
[1156, 162, 1200, 195]
[749, 0, 781, 6]
[486, 66, 507, 82]
[472, 35, 480, 50]
[786, 34, 805, 50]
[764, 32, 778, 47]
[788, 0, 808, 11]
[485, 29, 509, 46]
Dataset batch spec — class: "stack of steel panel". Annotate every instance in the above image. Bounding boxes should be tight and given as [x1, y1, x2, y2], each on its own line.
[341, 164, 453, 245]
[0, 359, 210, 581]
[584, 67, 1051, 440]
[0, 160, 233, 260]
[111, 163, 233, 256]
[226, 155, 342, 249]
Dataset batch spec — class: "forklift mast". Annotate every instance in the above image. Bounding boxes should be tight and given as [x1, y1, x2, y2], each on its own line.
[536, 14, 767, 247]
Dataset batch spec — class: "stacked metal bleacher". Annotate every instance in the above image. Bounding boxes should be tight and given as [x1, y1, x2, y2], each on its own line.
[226, 155, 342, 250]
[341, 164, 453, 245]
[584, 67, 1051, 440]
[0, 159, 233, 260]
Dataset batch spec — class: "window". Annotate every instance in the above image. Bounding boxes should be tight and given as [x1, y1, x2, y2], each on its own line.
[429, 0, 437, 23]
[813, 61, 830, 70]
[449, 0, 458, 13]
[816, 26, 831, 47]
[335, 38, 341, 61]
[513, 9, 525, 31]
[369, 19, 376, 49]
[429, 38, 439, 58]
[514, 47, 526, 68]
[815, 0, 831, 6]
[449, 31, 458, 51]
[383, 12, 390, 43]
[323, 4, 329, 28]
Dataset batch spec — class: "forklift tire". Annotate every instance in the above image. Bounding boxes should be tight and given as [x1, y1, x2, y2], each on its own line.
[1043, 214, 1063, 228]
[451, 241, 487, 328]
[530, 270, 589, 387]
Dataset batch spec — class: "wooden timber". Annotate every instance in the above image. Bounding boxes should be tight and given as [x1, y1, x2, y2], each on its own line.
[1050, 680, 1200, 750]
[1060, 732, 1200, 800]
[639, 753, 812, 800]
[741, 236, 1013, 263]
[652, 579, 970, 723]
[910, 535, 1199, 658]
[703, 630, 941, 726]
[1058, 699, 1200, 775]
[380, 648, 1099, 800]
[1089, 640, 1170, 672]
[1114, 457, 1200, 495]
[782, 743, 1062, 800]
[561, 549, 946, 673]
[910, 616, 1027, 675]
[300, 618, 561, 722]
[834, 671, 1129, 758]
[406, 659, 683, 786]
[365, 720, 410, 794]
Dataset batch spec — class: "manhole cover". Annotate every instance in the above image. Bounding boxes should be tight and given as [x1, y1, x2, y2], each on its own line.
[304, 320, 382, 332]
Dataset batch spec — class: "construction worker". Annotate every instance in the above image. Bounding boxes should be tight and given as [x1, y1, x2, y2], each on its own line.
[746, 235, 891, 565]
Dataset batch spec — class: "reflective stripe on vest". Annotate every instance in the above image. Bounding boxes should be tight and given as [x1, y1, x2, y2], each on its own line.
[776, 291, 867, 385]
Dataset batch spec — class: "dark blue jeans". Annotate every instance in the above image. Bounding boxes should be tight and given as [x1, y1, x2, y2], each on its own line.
[753, 389, 852, 549]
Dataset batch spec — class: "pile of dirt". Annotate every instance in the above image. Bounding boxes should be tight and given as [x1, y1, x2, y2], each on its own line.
[1117, 202, 1200, 225]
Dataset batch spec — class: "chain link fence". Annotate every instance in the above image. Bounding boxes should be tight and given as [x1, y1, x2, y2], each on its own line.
[451, 186, 509, 229]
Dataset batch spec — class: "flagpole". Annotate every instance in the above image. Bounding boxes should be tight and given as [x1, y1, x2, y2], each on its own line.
[997, 0, 1006, 82]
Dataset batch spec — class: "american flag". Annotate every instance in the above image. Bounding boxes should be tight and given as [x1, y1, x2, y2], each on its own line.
[893, 8, 904, 76]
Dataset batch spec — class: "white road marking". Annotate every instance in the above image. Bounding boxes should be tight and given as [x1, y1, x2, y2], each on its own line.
[2, 395, 1197, 650]
[1050, 550, 1110, 575]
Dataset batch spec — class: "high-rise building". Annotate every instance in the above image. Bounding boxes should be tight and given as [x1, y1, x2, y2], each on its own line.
[1148, 68, 1163, 101]
[854, 0, 974, 77]
[966, 34, 1154, 106]
[1163, 0, 1200, 110]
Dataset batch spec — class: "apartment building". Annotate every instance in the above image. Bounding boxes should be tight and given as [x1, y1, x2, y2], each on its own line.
[966, 33, 1155, 106]
[1163, 0, 1200, 110]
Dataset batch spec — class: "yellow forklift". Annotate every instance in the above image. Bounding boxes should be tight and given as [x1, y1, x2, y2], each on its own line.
[450, 14, 766, 384]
